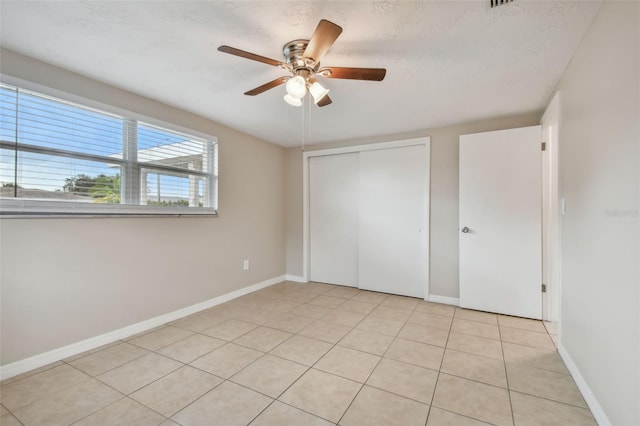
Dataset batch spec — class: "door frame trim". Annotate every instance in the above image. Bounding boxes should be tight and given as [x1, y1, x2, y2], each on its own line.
[541, 92, 561, 323]
[302, 137, 431, 298]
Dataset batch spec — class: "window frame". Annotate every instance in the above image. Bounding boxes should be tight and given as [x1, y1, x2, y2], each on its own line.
[0, 76, 218, 218]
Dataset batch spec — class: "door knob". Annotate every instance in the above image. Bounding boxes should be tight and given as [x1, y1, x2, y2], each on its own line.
[461, 226, 470, 233]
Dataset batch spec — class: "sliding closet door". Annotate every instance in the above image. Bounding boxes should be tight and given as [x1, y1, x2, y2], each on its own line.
[309, 153, 359, 286]
[358, 145, 429, 298]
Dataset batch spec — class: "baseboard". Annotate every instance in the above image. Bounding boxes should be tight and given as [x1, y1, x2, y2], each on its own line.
[285, 274, 307, 283]
[0, 275, 285, 381]
[558, 344, 611, 426]
[427, 294, 460, 306]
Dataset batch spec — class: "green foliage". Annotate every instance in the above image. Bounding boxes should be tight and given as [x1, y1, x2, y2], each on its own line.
[63, 174, 95, 194]
[63, 173, 121, 203]
[1, 182, 20, 188]
[89, 174, 121, 204]
[146, 199, 189, 207]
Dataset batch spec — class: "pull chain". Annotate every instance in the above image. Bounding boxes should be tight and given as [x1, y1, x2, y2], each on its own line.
[301, 94, 311, 152]
[301, 95, 305, 152]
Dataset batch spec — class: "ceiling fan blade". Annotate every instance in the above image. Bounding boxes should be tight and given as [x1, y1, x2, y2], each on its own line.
[319, 67, 386, 81]
[244, 77, 289, 96]
[316, 94, 332, 107]
[303, 19, 343, 63]
[218, 45, 284, 67]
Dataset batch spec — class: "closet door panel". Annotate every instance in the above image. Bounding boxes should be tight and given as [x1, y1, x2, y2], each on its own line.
[358, 145, 428, 298]
[309, 153, 359, 286]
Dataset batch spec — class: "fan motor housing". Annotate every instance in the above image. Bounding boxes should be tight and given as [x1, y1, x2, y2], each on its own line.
[283, 39, 317, 74]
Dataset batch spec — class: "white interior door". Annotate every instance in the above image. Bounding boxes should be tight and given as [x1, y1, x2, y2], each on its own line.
[459, 126, 542, 319]
[309, 153, 359, 286]
[359, 145, 429, 298]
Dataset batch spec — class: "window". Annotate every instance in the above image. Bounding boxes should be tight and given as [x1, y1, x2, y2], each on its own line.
[0, 83, 217, 216]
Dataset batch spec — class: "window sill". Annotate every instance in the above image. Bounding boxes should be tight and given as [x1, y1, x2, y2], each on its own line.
[0, 199, 218, 218]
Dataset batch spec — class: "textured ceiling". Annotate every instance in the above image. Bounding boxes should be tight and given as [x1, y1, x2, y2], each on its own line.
[0, 1, 601, 147]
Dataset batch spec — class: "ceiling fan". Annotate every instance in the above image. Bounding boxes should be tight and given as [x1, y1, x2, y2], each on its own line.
[218, 19, 386, 107]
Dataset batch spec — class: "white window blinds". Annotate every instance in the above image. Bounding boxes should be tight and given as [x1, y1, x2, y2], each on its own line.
[0, 83, 217, 215]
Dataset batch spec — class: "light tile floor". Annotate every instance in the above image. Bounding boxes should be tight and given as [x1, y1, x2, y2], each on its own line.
[0, 282, 597, 426]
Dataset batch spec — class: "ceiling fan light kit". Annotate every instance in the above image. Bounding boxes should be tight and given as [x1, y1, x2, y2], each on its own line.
[309, 81, 330, 104]
[285, 75, 307, 99]
[283, 93, 303, 107]
[218, 19, 386, 108]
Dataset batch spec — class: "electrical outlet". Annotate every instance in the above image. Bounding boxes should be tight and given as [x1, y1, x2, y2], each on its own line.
[243, 259, 249, 271]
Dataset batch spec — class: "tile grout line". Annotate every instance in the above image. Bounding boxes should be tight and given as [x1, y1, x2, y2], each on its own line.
[146, 302, 312, 424]
[68, 395, 171, 426]
[508, 389, 597, 411]
[66, 352, 192, 424]
[232, 285, 364, 426]
[498, 331, 592, 419]
[85, 348, 184, 391]
[272, 286, 365, 425]
[271, 296, 586, 419]
[264, 290, 385, 423]
[304, 289, 380, 426]
[164, 360, 259, 424]
[65, 341, 150, 376]
[1, 361, 68, 388]
[3, 284, 312, 425]
[335, 295, 423, 426]
[0, 402, 24, 426]
[29, 367, 130, 426]
[170, 290, 431, 424]
[6, 360, 132, 424]
[4, 284, 579, 426]
[424, 304, 455, 426]
[498, 315, 517, 426]
[427, 305, 517, 426]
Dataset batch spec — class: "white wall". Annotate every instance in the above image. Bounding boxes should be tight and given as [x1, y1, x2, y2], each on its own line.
[555, 1, 639, 424]
[285, 147, 305, 281]
[285, 114, 541, 299]
[0, 50, 286, 365]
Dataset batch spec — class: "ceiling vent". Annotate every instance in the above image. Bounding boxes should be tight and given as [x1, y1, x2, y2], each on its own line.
[491, 0, 514, 7]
